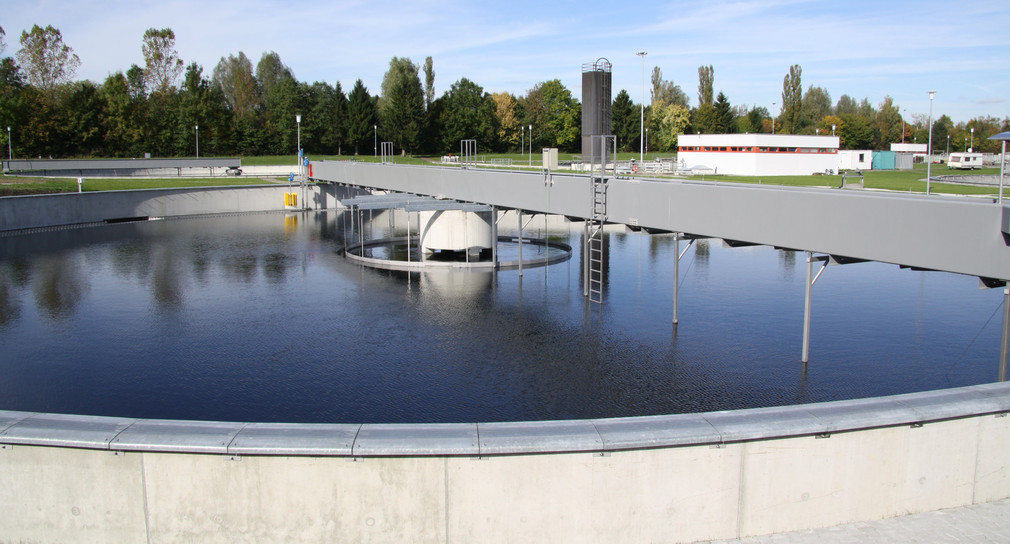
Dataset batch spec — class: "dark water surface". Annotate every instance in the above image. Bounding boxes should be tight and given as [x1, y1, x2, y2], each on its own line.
[0, 210, 1003, 423]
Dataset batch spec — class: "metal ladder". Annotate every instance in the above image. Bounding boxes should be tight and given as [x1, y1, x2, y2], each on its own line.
[585, 135, 616, 304]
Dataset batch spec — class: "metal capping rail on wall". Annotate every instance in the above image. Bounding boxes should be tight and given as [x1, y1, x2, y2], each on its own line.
[1, 382, 1008, 458]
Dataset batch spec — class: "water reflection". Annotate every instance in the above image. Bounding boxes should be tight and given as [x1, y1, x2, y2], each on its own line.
[32, 254, 88, 320]
[0, 210, 1004, 424]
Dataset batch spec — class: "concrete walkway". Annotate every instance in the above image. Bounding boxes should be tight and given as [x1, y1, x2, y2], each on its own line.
[702, 498, 1010, 543]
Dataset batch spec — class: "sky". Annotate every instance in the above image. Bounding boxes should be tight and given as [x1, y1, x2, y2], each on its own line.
[4, 0, 1009, 124]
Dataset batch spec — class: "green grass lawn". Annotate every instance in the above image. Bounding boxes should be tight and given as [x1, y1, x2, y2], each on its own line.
[0, 176, 277, 196]
[679, 164, 1007, 198]
[3, 156, 1005, 198]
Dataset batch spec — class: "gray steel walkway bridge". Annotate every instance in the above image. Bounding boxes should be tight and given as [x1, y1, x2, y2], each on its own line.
[310, 160, 1010, 374]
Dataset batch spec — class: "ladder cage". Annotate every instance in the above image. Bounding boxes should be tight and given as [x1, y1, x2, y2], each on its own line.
[585, 134, 616, 304]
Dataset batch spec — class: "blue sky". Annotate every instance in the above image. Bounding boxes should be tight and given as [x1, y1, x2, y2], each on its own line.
[4, 0, 1009, 123]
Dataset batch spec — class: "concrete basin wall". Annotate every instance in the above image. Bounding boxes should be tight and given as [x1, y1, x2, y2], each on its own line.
[1, 383, 1009, 542]
[0, 185, 339, 232]
[2, 186, 1009, 541]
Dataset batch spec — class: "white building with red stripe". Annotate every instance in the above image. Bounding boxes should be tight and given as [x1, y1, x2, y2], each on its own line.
[678, 134, 840, 176]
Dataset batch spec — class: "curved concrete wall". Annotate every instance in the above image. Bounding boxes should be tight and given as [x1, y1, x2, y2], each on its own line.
[0, 184, 338, 232]
[2, 186, 1009, 542]
[1, 384, 1009, 542]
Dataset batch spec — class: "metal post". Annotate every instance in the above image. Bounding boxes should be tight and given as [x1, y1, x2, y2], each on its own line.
[673, 233, 680, 324]
[926, 91, 935, 195]
[528, 125, 532, 167]
[583, 220, 590, 297]
[637, 51, 647, 163]
[406, 210, 411, 265]
[195, 125, 199, 158]
[1000, 140, 1006, 205]
[517, 210, 523, 277]
[802, 251, 814, 364]
[1000, 287, 1009, 382]
[491, 207, 498, 270]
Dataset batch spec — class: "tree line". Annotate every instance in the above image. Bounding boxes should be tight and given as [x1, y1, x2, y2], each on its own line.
[1, 24, 1007, 160]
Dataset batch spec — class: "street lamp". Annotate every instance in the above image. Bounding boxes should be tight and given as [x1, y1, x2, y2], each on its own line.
[529, 124, 537, 167]
[296, 114, 302, 181]
[373, 125, 377, 157]
[637, 51, 647, 163]
[832, 124, 836, 137]
[970, 127, 974, 152]
[645, 127, 649, 156]
[6, 126, 10, 160]
[771, 102, 776, 134]
[926, 91, 935, 195]
[520, 125, 524, 161]
[195, 125, 199, 158]
[947, 134, 950, 155]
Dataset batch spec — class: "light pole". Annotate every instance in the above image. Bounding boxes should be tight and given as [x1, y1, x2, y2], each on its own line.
[296, 114, 302, 180]
[520, 125, 524, 161]
[195, 125, 199, 158]
[771, 102, 776, 134]
[947, 134, 950, 156]
[832, 124, 836, 137]
[970, 127, 974, 152]
[645, 127, 649, 156]
[528, 124, 532, 166]
[637, 51, 647, 162]
[6, 126, 10, 160]
[373, 125, 377, 157]
[926, 91, 935, 195]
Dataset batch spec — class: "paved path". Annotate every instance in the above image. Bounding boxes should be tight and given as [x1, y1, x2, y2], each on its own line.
[701, 498, 1010, 543]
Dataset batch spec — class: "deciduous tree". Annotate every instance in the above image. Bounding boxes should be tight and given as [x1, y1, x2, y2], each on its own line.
[16, 24, 80, 91]
[212, 52, 259, 119]
[651, 66, 688, 108]
[651, 101, 691, 152]
[423, 56, 435, 110]
[256, 51, 293, 101]
[522, 79, 580, 152]
[697, 65, 713, 107]
[491, 91, 520, 151]
[437, 78, 497, 152]
[780, 64, 802, 134]
[142, 28, 184, 94]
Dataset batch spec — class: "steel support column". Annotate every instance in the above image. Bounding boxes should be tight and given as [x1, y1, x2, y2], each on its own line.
[491, 207, 498, 269]
[674, 233, 679, 324]
[802, 252, 830, 364]
[672, 234, 695, 325]
[518, 210, 523, 277]
[1000, 287, 1009, 382]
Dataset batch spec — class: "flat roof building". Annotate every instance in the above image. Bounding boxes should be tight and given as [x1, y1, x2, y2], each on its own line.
[678, 134, 840, 176]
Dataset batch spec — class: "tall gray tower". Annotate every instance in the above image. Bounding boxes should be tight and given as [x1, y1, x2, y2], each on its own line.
[582, 59, 612, 158]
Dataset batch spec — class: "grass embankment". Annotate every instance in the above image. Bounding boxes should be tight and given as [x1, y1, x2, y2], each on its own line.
[0, 177, 278, 197]
[2, 155, 1005, 198]
[680, 164, 1007, 198]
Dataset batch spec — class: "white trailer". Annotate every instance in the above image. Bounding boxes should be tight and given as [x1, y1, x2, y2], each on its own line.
[948, 152, 984, 169]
